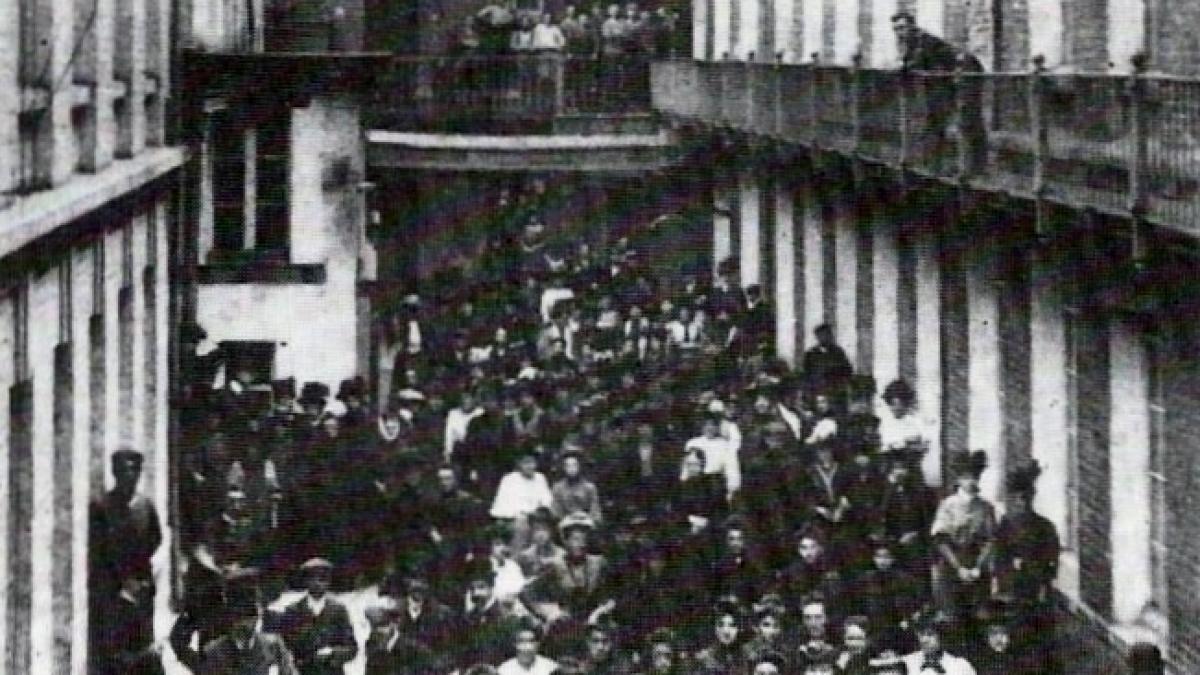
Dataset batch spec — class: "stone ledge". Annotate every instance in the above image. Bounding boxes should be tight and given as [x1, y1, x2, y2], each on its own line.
[0, 147, 187, 260]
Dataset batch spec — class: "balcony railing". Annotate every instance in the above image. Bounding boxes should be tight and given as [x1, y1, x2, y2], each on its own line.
[366, 55, 653, 134]
[652, 59, 1200, 237]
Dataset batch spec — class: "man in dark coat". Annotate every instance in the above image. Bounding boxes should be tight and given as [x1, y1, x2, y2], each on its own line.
[90, 448, 164, 596]
[198, 575, 299, 675]
[800, 325, 853, 401]
[424, 464, 487, 600]
[278, 559, 358, 675]
[93, 576, 164, 675]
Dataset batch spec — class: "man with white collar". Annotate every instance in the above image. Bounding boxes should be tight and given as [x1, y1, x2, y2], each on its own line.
[279, 559, 357, 675]
[901, 613, 977, 675]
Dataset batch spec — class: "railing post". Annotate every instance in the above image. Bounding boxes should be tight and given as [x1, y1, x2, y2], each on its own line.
[1128, 53, 1151, 265]
[851, 53, 863, 154]
[1030, 55, 1050, 238]
[899, 65, 910, 171]
[807, 53, 819, 146]
[721, 51, 731, 126]
[774, 51, 784, 137]
[747, 51, 756, 131]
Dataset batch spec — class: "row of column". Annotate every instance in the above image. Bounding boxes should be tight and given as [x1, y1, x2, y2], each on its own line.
[708, 164, 1163, 631]
[1, 0, 169, 195]
[0, 191, 173, 675]
[690, 0, 1149, 73]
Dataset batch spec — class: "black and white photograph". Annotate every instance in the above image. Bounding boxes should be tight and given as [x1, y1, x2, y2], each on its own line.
[0, 0, 1193, 672]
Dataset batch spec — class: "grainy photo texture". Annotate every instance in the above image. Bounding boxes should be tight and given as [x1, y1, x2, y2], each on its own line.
[0, 0, 1187, 673]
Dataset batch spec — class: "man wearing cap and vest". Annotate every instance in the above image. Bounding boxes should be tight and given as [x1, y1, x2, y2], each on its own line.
[279, 559, 358, 675]
[198, 571, 299, 674]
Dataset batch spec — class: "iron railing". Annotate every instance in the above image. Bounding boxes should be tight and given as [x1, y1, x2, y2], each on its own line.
[366, 55, 654, 134]
[652, 58, 1200, 237]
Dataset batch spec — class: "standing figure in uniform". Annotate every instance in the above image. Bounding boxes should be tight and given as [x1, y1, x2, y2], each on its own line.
[930, 451, 997, 634]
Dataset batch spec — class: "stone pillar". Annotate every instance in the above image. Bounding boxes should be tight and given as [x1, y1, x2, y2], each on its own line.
[914, 222, 943, 488]
[872, 199, 901, 390]
[737, 0, 760, 59]
[694, 0, 709, 59]
[71, 244, 95, 675]
[738, 170, 761, 288]
[775, 0, 796, 61]
[30, 271, 59, 674]
[0, 0, 17, 198]
[1109, 318, 1152, 623]
[76, 0, 117, 172]
[713, 0, 732, 58]
[915, 0, 946, 35]
[802, 0, 823, 61]
[967, 239, 1003, 505]
[1106, 0, 1145, 73]
[1028, 247, 1073, 593]
[871, 0, 901, 67]
[1028, 0, 1064, 68]
[834, 195, 858, 369]
[832, 0, 859, 65]
[774, 181, 797, 366]
[801, 181, 825, 351]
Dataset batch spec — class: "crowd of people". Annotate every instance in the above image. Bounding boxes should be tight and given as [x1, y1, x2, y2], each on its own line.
[464, 1, 686, 58]
[95, 177, 1067, 675]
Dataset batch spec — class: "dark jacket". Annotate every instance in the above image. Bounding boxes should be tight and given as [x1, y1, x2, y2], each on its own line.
[198, 632, 299, 675]
[278, 598, 358, 675]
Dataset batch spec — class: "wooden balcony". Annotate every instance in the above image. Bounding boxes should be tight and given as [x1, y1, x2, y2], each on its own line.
[651, 58, 1200, 239]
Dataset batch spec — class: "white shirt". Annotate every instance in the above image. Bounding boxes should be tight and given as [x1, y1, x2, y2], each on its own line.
[684, 435, 742, 496]
[490, 472, 554, 519]
[878, 405, 932, 453]
[492, 557, 528, 601]
[531, 23, 565, 49]
[901, 651, 977, 675]
[777, 403, 803, 440]
[444, 407, 485, 460]
[498, 655, 560, 675]
[305, 595, 327, 616]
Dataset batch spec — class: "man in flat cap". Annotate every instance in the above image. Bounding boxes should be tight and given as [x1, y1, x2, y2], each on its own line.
[278, 559, 358, 674]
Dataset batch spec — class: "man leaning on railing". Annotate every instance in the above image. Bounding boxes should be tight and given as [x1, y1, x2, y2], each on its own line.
[892, 11, 986, 174]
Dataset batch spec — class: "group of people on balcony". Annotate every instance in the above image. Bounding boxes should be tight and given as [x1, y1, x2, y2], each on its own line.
[466, 1, 685, 58]
[108, 175, 1077, 675]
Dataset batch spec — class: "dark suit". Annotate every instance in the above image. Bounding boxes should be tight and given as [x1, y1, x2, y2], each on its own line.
[394, 601, 459, 665]
[801, 344, 853, 398]
[456, 601, 522, 669]
[90, 491, 163, 592]
[278, 598, 358, 675]
[93, 592, 164, 675]
[198, 632, 299, 675]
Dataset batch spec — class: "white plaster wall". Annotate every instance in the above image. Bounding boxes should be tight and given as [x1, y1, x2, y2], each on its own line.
[738, 0, 760, 59]
[801, 186, 825, 349]
[834, 204, 857, 368]
[802, 0, 823, 61]
[694, 0, 710, 59]
[775, 0, 796, 61]
[774, 184, 797, 366]
[915, 0, 945, 36]
[1109, 319, 1152, 624]
[198, 98, 365, 390]
[28, 268, 58, 670]
[130, 215, 148, 483]
[1028, 250, 1075, 596]
[70, 246, 94, 675]
[915, 226, 943, 488]
[872, 217, 900, 388]
[739, 171, 762, 287]
[0, 295, 10, 668]
[1107, 0, 1145, 73]
[967, 250, 1003, 506]
[833, 0, 860, 65]
[1028, 0, 1064, 68]
[871, 0, 901, 67]
[714, 0, 733, 58]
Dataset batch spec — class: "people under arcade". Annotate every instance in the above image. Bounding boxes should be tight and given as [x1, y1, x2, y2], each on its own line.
[167, 174, 1062, 675]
